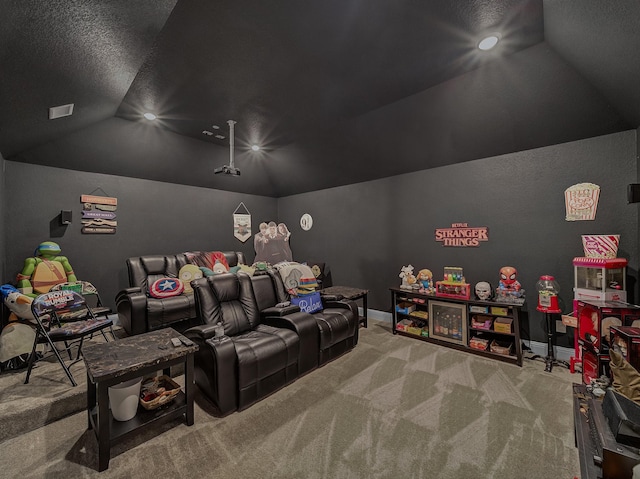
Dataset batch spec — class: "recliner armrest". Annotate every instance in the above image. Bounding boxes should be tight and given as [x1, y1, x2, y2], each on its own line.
[319, 293, 342, 301]
[261, 304, 301, 317]
[322, 299, 359, 320]
[184, 323, 218, 341]
[115, 288, 149, 336]
[263, 311, 319, 374]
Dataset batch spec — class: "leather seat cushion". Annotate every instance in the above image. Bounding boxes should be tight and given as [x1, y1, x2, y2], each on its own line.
[314, 308, 356, 350]
[232, 326, 299, 389]
[146, 294, 196, 330]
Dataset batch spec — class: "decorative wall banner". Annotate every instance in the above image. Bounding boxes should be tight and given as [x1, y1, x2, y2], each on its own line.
[81, 194, 118, 234]
[565, 182, 600, 221]
[233, 202, 251, 242]
[435, 223, 489, 247]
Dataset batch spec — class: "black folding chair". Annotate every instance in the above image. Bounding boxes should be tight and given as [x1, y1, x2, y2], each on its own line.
[51, 281, 114, 324]
[24, 290, 114, 386]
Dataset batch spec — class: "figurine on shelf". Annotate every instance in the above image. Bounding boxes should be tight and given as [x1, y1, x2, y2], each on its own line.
[474, 281, 493, 301]
[496, 266, 525, 304]
[399, 264, 417, 290]
[416, 269, 434, 294]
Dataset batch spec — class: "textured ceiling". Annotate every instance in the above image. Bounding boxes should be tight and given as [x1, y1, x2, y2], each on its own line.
[0, 0, 638, 197]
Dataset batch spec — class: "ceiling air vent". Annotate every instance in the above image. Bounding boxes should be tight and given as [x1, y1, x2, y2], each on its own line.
[48, 103, 74, 119]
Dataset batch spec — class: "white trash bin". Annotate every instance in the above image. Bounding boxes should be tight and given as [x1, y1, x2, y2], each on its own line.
[108, 377, 142, 421]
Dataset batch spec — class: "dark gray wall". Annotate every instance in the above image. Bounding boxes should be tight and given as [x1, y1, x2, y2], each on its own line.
[278, 130, 638, 345]
[4, 162, 277, 310]
[0, 155, 5, 283]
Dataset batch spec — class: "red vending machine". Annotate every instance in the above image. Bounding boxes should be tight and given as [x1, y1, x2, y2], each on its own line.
[577, 300, 640, 384]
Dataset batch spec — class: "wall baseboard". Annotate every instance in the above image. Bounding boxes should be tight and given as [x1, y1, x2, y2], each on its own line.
[363, 309, 575, 363]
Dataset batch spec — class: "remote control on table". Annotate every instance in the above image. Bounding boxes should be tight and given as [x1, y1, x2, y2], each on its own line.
[170, 337, 182, 347]
[180, 336, 195, 347]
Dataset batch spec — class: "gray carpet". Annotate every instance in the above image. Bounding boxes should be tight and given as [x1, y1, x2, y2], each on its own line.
[0, 320, 579, 478]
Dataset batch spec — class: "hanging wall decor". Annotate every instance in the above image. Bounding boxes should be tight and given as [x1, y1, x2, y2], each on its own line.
[81, 194, 117, 234]
[300, 213, 313, 231]
[434, 223, 489, 247]
[565, 182, 600, 221]
[233, 202, 251, 242]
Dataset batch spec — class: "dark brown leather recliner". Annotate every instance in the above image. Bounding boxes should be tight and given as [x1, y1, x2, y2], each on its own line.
[116, 251, 245, 335]
[251, 270, 359, 366]
[184, 272, 319, 415]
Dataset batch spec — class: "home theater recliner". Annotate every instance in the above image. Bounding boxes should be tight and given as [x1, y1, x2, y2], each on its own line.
[185, 272, 359, 415]
[115, 251, 245, 335]
[251, 270, 359, 365]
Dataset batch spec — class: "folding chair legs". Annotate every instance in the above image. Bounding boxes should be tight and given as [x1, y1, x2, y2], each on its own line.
[24, 333, 78, 387]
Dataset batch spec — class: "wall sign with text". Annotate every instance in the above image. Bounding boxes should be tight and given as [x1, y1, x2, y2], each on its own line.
[435, 223, 489, 247]
[81, 194, 117, 234]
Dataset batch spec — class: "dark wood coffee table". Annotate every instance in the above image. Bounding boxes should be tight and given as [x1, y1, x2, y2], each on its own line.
[320, 286, 369, 328]
[83, 327, 198, 471]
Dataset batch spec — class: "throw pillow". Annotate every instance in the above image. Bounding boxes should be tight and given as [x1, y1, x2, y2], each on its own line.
[291, 291, 323, 313]
[149, 277, 185, 298]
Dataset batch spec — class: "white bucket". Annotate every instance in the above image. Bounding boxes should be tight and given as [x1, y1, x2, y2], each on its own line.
[108, 378, 142, 421]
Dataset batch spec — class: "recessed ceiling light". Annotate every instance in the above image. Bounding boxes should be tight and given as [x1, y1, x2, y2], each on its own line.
[478, 33, 500, 51]
[211, 125, 220, 130]
[143, 112, 157, 120]
[251, 145, 260, 151]
[215, 134, 226, 140]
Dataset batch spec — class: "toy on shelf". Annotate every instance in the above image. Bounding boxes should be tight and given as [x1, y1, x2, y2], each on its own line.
[416, 269, 435, 294]
[435, 266, 470, 300]
[536, 275, 561, 313]
[474, 281, 493, 301]
[399, 265, 418, 290]
[16, 241, 77, 297]
[495, 266, 525, 305]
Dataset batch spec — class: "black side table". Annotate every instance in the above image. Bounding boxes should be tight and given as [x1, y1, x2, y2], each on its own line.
[320, 286, 369, 328]
[83, 327, 198, 471]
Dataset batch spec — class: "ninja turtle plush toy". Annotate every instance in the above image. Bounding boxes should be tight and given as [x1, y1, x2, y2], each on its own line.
[16, 241, 77, 297]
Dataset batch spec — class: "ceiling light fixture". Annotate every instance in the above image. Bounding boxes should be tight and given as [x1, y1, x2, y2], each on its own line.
[478, 33, 500, 51]
[214, 120, 240, 176]
[143, 112, 157, 120]
[251, 145, 260, 151]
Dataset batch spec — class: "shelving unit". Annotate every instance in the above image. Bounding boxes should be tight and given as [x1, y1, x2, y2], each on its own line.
[390, 287, 523, 366]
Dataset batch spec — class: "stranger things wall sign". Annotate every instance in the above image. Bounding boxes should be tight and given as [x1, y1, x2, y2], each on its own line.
[435, 223, 489, 247]
[81, 194, 117, 234]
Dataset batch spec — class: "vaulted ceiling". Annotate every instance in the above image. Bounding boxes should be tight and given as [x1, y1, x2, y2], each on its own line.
[1, 0, 639, 197]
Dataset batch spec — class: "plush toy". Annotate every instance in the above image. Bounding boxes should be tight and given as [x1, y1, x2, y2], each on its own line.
[0, 284, 36, 367]
[416, 269, 434, 293]
[16, 241, 77, 296]
[179, 264, 203, 294]
[399, 265, 417, 290]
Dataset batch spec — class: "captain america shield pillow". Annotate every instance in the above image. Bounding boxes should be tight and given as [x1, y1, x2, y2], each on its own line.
[149, 277, 185, 298]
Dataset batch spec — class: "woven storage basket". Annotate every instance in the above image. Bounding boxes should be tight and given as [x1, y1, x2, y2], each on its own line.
[139, 375, 181, 410]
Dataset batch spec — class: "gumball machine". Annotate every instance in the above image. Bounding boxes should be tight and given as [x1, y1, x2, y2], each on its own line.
[536, 275, 569, 372]
[536, 275, 561, 313]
